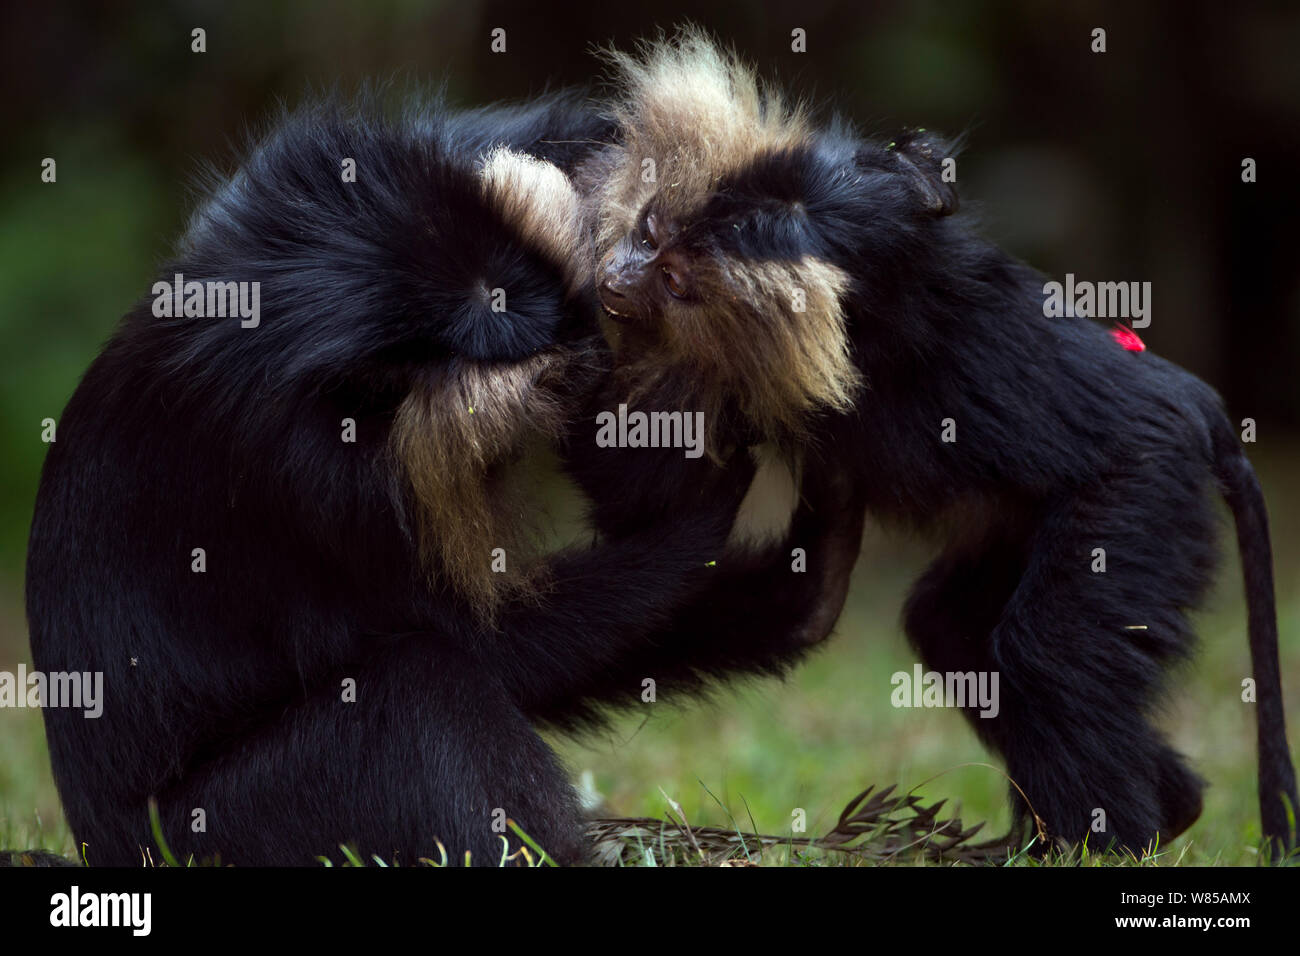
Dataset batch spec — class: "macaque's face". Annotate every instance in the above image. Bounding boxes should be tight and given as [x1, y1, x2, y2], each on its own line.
[594, 183, 833, 364]
[598, 205, 689, 322]
[589, 31, 864, 438]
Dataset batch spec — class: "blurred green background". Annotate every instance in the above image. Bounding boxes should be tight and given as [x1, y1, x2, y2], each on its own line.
[2, 1, 1298, 862]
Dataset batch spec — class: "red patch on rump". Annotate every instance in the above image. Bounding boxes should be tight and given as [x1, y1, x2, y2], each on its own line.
[1110, 326, 1146, 352]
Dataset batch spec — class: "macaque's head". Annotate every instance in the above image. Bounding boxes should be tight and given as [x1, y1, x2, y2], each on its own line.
[590, 28, 960, 446]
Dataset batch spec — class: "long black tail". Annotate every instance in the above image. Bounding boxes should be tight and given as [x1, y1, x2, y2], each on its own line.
[1212, 425, 1298, 858]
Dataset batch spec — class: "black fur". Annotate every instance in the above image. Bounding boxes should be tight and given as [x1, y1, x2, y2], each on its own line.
[692, 125, 1299, 855]
[24, 95, 838, 866]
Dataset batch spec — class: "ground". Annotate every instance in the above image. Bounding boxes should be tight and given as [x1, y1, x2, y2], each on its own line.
[3, 450, 1297, 866]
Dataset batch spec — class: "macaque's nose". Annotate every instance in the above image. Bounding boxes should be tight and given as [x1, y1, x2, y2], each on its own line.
[598, 269, 639, 321]
[601, 276, 629, 298]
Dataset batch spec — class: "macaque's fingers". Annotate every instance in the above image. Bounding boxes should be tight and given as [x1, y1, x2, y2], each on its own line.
[682, 447, 759, 531]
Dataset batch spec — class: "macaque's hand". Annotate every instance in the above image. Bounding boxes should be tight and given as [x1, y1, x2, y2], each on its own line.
[598, 437, 757, 541]
[562, 367, 756, 540]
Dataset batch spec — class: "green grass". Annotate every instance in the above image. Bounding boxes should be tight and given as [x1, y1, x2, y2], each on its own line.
[549, 448, 1300, 866]
[550, 546, 1300, 866]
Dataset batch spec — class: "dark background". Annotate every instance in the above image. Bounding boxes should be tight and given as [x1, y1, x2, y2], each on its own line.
[2, 0, 1297, 859]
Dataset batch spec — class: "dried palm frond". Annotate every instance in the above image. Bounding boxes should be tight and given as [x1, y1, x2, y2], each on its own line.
[587, 783, 1023, 866]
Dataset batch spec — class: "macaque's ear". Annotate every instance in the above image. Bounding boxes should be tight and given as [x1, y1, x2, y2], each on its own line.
[886, 129, 959, 218]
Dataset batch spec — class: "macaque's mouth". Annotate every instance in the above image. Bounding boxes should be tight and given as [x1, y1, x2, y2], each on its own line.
[597, 290, 642, 323]
[601, 304, 634, 324]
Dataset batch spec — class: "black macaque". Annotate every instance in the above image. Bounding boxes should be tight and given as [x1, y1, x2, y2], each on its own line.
[581, 30, 1298, 857]
[25, 92, 861, 867]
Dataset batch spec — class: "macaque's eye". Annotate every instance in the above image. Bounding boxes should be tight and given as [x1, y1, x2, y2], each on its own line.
[641, 214, 660, 251]
[662, 267, 687, 299]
